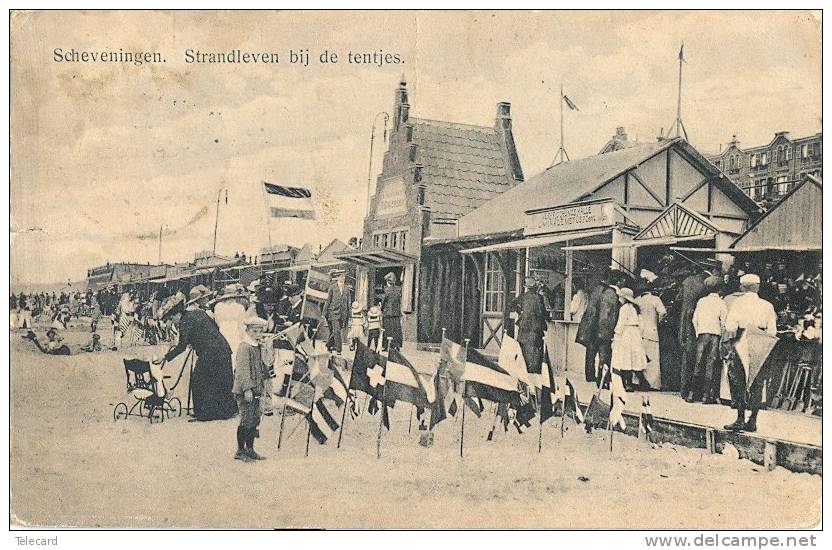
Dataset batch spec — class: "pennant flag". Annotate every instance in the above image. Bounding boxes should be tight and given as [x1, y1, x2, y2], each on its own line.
[678, 43, 685, 62]
[539, 361, 559, 424]
[609, 368, 628, 431]
[385, 348, 434, 408]
[564, 377, 584, 423]
[277, 322, 305, 349]
[429, 362, 453, 429]
[498, 332, 530, 387]
[562, 94, 579, 111]
[639, 396, 655, 442]
[742, 328, 779, 388]
[440, 337, 466, 383]
[264, 182, 316, 220]
[583, 393, 610, 432]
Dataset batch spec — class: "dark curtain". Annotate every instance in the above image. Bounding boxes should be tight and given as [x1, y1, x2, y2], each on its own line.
[417, 248, 481, 346]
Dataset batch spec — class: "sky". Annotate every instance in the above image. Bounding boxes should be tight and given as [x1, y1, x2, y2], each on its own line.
[10, 10, 822, 285]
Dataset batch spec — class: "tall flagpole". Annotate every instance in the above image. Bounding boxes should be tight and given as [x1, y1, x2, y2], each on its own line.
[666, 43, 688, 141]
[259, 181, 274, 268]
[551, 83, 570, 166]
[212, 188, 227, 256]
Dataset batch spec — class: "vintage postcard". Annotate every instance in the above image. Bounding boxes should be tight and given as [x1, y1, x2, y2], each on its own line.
[9, 10, 822, 532]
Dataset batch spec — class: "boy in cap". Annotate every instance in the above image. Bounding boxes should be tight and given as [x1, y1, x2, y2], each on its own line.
[691, 275, 728, 404]
[232, 316, 273, 461]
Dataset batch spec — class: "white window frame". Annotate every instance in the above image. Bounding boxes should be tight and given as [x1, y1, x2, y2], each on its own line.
[483, 252, 506, 315]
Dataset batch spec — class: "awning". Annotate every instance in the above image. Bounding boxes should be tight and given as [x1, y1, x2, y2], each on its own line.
[287, 261, 344, 273]
[334, 248, 417, 267]
[670, 245, 824, 253]
[460, 229, 611, 254]
[563, 233, 715, 252]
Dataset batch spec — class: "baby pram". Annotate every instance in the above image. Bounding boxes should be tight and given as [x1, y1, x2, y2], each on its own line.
[113, 357, 182, 423]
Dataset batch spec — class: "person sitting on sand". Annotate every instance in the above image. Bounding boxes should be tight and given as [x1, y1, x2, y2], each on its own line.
[22, 328, 71, 355]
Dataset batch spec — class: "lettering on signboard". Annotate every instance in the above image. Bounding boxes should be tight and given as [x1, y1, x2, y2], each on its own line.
[525, 201, 614, 235]
[375, 176, 407, 218]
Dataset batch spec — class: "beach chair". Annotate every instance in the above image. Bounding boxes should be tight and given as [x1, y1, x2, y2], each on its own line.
[113, 358, 182, 423]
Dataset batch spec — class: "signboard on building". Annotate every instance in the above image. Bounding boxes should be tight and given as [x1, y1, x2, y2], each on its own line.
[524, 199, 616, 236]
[375, 176, 407, 218]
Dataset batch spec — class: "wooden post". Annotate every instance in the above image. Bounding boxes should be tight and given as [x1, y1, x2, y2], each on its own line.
[764, 440, 778, 471]
[376, 336, 393, 459]
[705, 428, 716, 454]
[459, 338, 470, 458]
[609, 390, 615, 453]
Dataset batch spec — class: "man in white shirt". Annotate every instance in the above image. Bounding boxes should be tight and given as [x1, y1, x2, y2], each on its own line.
[723, 274, 778, 432]
[690, 276, 728, 404]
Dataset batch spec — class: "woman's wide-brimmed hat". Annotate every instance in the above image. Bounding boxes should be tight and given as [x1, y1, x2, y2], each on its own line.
[213, 283, 247, 303]
[617, 287, 639, 305]
[186, 285, 211, 305]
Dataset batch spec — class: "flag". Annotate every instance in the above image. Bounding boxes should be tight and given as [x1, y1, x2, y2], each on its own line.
[583, 393, 610, 432]
[539, 361, 559, 424]
[564, 377, 584, 423]
[306, 367, 348, 445]
[639, 396, 655, 441]
[742, 328, 779, 388]
[609, 368, 628, 431]
[348, 341, 386, 399]
[429, 362, 452, 428]
[678, 43, 685, 62]
[440, 337, 466, 383]
[263, 182, 315, 220]
[385, 348, 434, 408]
[463, 347, 522, 408]
[498, 332, 530, 387]
[562, 94, 579, 111]
[277, 322, 305, 349]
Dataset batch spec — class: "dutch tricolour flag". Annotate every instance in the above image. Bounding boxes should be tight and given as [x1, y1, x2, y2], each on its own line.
[263, 182, 316, 220]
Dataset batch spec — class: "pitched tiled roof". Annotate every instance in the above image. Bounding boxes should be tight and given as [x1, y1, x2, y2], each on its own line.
[412, 118, 520, 219]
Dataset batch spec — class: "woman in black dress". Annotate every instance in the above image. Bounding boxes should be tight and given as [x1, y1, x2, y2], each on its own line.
[158, 285, 237, 421]
[380, 272, 403, 350]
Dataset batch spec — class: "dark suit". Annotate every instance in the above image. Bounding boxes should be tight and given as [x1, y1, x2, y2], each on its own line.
[323, 283, 350, 352]
[576, 284, 619, 385]
[576, 284, 603, 382]
[676, 272, 708, 397]
[381, 284, 403, 350]
[513, 290, 548, 375]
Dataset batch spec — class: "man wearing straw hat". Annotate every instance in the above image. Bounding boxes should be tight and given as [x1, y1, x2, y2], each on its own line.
[323, 269, 351, 354]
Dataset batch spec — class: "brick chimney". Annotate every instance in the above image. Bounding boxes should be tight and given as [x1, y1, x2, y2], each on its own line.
[495, 102, 524, 182]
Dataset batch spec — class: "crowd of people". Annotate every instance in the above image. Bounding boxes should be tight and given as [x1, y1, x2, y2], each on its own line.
[505, 249, 823, 434]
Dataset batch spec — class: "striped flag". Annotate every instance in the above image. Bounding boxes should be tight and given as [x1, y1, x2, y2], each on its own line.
[439, 336, 466, 383]
[564, 377, 584, 423]
[263, 182, 316, 220]
[609, 368, 628, 431]
[386, 348, 435, 407]
[307, 367, 348, 444]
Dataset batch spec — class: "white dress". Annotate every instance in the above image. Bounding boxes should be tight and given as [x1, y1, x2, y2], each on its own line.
[611, 303, 647, 372]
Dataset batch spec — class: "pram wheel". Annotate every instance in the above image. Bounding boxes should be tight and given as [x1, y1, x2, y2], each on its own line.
[148, 404, 165, 424]
[113, 402, 128, 421]
[167, 397, 182, 418]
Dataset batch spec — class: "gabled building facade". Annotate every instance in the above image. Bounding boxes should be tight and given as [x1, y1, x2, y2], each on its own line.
[707, 131, 822, 204]
[336, 77, 524, 343]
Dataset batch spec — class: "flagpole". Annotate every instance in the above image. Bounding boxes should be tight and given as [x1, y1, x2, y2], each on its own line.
[459, 338, 470, 459]
[408, 406, 414, 433]
[336, 362, 354, 449]
[377, 336, 393, 459]
[259, 181, 275, 269]
[212, 187, 227, 257]
[305, 388, 314, 458]
[609, 388, 615, 453]
[277, 343, 298, 450]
